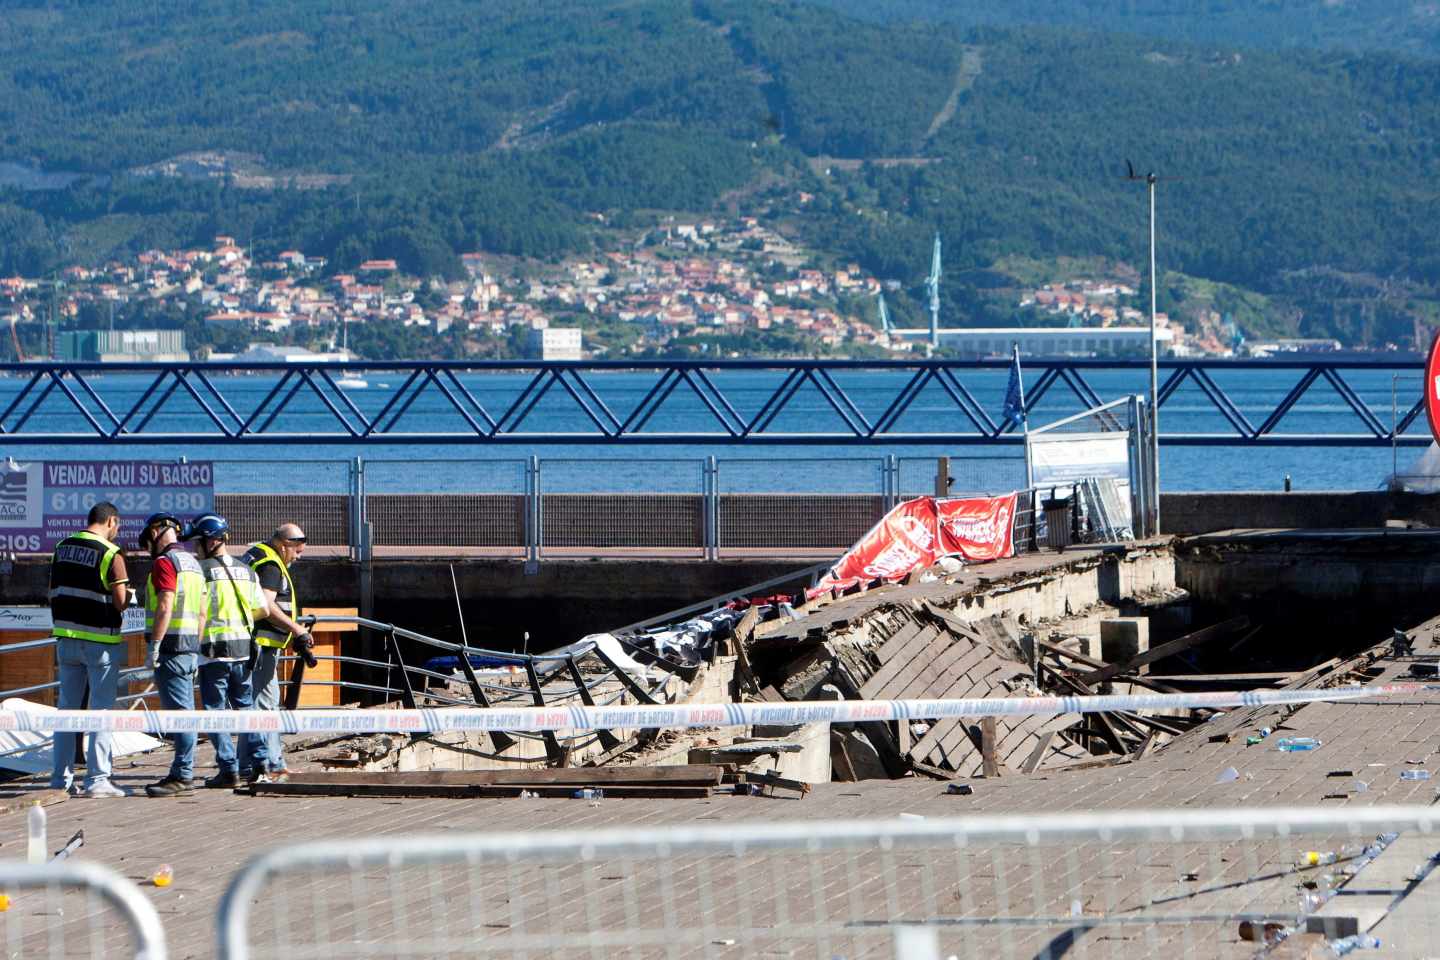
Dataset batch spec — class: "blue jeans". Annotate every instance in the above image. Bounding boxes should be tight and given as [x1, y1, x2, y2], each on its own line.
[51, 637, 122, 792]
[199, 660, 264, 774]
[155, 653, 199, 781]
[249, 646, 285, 772]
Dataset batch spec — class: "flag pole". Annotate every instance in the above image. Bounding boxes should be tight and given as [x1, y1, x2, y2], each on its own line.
[1014, 342, 1033, 488]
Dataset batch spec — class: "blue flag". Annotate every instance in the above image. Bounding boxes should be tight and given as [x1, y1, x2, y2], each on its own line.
[1002, 345, 1027, 429]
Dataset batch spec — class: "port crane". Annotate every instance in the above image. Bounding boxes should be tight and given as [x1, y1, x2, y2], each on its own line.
[925, 232, 941, 349]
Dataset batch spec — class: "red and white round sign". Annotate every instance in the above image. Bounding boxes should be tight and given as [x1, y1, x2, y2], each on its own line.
[1427, 331, 1440, 444]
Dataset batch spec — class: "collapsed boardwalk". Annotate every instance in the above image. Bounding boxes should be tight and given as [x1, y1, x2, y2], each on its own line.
[1, 618, 1438, 958]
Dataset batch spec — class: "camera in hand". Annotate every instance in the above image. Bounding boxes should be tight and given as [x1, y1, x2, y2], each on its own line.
[291, 633, 318, 668]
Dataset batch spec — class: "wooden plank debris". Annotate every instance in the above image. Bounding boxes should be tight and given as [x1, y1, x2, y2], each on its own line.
[0, 789, 67, 816]
[242, 763, 811, 800]
[246, 781, 719, 800]
[979, 717, 1001, 778]
[1078, 615, 1250, 686]
[285, 765, 727, 787]
[1020, 731, 1056, 774]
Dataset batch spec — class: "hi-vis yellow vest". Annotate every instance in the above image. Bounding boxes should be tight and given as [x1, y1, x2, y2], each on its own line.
[245, 542, 299, 649]
[145, 546, 207, 655]
[49, 531, 123, 644]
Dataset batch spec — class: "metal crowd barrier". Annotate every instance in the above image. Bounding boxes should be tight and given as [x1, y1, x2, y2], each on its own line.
[0, 860, 167, 959]
[214, 805, 1439, 960]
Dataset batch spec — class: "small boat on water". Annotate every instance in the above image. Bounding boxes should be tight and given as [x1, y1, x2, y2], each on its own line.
[335, 376, 369, 389]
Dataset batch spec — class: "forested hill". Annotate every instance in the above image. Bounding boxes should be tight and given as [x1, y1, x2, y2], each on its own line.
[2, 0, 1440, 346]
[806, 0, 1440, 57]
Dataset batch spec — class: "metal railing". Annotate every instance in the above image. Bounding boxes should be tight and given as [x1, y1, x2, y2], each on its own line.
[0, 860, 167, 959]
[0, 358, 1428, 446]
[0, 635, 157, 709]
[214, 805, 1439, 960]
[275, 614, 709, 765]
[204, 454, 1026, 561]
[0, 612, 706, 767]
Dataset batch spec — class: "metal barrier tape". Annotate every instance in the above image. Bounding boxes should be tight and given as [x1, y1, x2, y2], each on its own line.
[0, 683, 1429, 735]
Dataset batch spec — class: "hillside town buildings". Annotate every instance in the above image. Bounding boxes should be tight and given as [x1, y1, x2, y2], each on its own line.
[0, 218, 1220, 361]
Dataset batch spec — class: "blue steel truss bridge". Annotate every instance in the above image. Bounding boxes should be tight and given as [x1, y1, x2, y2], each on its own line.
[0, 358, 1427, 446]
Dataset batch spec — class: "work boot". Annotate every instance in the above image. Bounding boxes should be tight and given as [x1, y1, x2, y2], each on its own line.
[204, 770, 240, 789]
[145, 776, 194, 798]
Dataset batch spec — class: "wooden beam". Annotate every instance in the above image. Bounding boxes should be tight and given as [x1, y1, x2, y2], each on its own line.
[1115, 711, 1188, 737]
[0, 789, 67, 816]
[830, 667, 910, 779]
[1019, 730, 1056, 774]
[247, 782, 719, 800]
[1035, 638, 1108, 670]
[1040, 663, 1129, 756]
[1078, 616, 1251, 687]
[287, 765, 727, 787]
[909, 760, 957, 781]
[1144, 672, 1296, 684]
[980, 717, 1001, 778]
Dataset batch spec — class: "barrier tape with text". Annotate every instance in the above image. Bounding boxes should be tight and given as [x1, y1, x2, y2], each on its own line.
[1, 683, 1430, 735]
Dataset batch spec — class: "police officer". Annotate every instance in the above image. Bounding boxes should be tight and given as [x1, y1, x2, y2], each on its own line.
[242, 523, 312, 780]
[188, 513, 268, 789]
[138, 512, 208, 798]
[48, 502, 131, 798]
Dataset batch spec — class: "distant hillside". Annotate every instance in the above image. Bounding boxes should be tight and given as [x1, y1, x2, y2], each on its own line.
[2, 0, 1439, 346]
[805, 0, 1440, 57]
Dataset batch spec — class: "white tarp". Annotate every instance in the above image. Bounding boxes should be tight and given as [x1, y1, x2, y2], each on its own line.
[0, 697, 163, 775]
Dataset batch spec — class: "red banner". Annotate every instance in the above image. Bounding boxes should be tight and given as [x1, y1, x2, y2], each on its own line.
[809, 493, 1016, 598]
[937, 492, 1016, 562]
[809, 497, 939, 597]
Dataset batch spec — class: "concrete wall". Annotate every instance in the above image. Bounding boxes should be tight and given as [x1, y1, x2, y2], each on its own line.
[1175, 530, 1440, 665]
[1161, 491, 1440, 537]
[941, 542, 1176, 626]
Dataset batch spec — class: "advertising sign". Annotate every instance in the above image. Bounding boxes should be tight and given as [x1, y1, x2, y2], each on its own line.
[0, 606, 146, 634]
[937, 493, 1017, 562]
[0, 459, 213, 553]
[1028, 433, 1131, 484]
[811, 497, 940, 596]
[810, 493, 1018, 597]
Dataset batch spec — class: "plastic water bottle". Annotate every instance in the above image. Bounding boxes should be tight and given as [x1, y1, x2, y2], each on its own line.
[1276, 737, 1322, 752]
[26, 802, 46, 865]
[572, 789, 603, 801]
[1328, 934, 1380, 955]
[1301, 850, 1339, 867]
[1400, 769, 1432, 781]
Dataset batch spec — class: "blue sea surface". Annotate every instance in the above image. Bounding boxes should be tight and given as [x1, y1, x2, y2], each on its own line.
[0, 366, 1430, 494]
